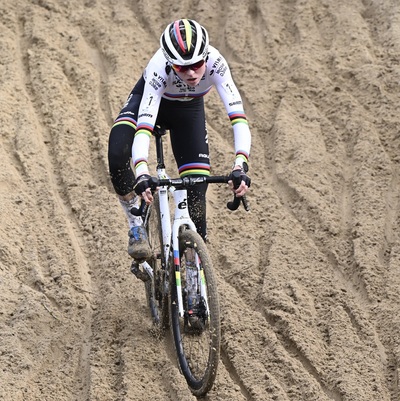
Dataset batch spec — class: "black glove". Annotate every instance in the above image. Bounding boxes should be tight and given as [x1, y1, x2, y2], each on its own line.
[133, 174, 151, 196]
[228, 168, 251, 190]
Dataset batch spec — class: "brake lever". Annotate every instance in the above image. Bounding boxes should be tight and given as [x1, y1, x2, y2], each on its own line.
[130, 198, 146, 217]
[241, 195, 250, 212]
[227, 194, 250, 211]
[227, 170, 250, 212]
[227, 195, 240, 211]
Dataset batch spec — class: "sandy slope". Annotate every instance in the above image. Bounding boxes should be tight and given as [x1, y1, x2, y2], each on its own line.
[1, 0, 400, 400]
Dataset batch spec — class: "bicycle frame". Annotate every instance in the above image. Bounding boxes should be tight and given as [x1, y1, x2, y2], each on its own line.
[157, 170, 207, 318]
[136, 127, 214, 319]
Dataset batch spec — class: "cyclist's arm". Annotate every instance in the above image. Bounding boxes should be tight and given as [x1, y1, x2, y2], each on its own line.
[132, 51, 167, 178]
[210, 50, 251, 195]
[211, 52, 251, 171]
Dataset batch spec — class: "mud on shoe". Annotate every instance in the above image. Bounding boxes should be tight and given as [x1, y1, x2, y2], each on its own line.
[128, 226, 152, 261]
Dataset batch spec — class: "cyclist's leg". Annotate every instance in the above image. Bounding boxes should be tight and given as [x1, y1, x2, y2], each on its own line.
[159, 97, 210, 240]
[108, 76, 145, 198]
[187, 182, 208, 241]
[108, 77, 151, 260]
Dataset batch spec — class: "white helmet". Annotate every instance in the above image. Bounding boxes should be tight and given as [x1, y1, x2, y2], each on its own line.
[160, 19, 209, 66]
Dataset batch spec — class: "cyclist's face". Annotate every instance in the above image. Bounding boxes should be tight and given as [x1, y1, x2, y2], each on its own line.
[175, 63, 206, 87]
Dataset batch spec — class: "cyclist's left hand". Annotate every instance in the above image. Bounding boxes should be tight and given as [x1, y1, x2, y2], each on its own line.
[228, 166, 251, 197]
[134, 174, 154, 204]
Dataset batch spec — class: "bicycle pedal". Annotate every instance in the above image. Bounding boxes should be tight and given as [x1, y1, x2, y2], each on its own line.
[130, 261, 150, 282]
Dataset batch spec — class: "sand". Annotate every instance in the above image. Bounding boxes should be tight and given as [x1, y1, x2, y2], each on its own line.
[1, 0, 400, 400]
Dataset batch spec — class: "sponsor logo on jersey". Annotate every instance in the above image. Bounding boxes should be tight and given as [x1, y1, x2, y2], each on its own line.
[216, 63, 227, 76]
[154, 71, 167, 88]
[120, 111, 136, 117]
[122, 94, 133, 109]
[210, 57, 225, 76]
[149, 77, 162, 91]
[212, 57, 222, 69]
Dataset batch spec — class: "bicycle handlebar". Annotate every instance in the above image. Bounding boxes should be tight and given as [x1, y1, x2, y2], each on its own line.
[131, 174, 250, 216]
[148, 175, 250, 212]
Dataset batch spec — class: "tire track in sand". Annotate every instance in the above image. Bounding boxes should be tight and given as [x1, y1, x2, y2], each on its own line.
[12, 7, 94, 399]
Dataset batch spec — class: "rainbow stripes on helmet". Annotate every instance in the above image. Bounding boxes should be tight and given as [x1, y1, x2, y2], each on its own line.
[160, 19, 209, 66]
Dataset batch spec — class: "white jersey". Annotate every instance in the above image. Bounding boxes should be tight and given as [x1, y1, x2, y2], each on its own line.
[133, 45, 251, 176]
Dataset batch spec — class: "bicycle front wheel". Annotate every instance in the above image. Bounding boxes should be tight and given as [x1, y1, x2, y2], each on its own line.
[170, 229, 220, 397]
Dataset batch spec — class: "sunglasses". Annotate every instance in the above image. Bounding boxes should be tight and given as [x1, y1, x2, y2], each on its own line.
[172, 59, 205, 73]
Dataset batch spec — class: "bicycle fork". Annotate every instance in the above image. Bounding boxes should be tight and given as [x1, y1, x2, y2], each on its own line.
[172, 189, 209, 318]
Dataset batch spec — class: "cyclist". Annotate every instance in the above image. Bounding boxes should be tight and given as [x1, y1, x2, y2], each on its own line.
[108, 18, 251, 261]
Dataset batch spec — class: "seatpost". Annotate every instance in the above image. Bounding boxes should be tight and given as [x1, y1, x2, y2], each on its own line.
[153, 126, 166, 170]
[155, 135, 165, 170]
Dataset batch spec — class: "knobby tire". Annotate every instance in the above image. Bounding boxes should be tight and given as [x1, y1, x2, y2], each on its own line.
[169, 229, 221, 397]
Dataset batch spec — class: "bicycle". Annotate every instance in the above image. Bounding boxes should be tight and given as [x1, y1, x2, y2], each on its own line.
[130, 126, 249, 397]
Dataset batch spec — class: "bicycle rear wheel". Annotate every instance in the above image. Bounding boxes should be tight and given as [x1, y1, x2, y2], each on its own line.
[145, 193, 169, 331]
[169, 229, 220, 396]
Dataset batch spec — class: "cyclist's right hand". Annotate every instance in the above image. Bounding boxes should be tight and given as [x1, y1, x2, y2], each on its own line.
[134, 174, 153, 204]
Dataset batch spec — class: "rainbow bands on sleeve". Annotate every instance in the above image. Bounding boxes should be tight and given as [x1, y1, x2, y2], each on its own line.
[112, 116, 137, 130]
[132, 123, 153, 174]
[134, 123, 153, 139]
[228, 111, 248, 126]
[134, 158, 148, 171]
[235, 151, 249, 164]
